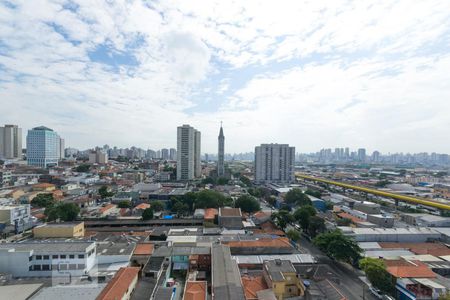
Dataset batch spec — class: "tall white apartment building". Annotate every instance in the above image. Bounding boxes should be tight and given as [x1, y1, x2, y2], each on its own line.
[177, 125, 201, 181]
[0, 124, 22, 159]
[254, 143, 295, 184]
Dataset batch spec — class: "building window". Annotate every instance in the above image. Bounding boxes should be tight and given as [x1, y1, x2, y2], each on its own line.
[51, 265, 58, 270]
[29, 256, 32, 261]
[36, 255, 42, 260]
[60, 255, 66, 259]
[60, 264, 68, 270]
[69, 264, 77, 270]
[78, 254, 85, 259]
[34, 265, 41, 271]
[43, 255, 49, 260]
[42, 265, 50, 271]
[52, 255, 58, 259]
[77, 264, 85, 270]
[69, 255, 75, 259]
[29, 266, 32, 271]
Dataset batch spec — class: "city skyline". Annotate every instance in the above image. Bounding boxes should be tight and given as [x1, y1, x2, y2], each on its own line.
[2, 1, 450, 153]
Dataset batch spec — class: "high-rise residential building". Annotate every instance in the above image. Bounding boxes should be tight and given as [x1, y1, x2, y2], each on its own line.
[176, 124, 201, 181]
[372, 150, 381, 163]
[58, 137, 65, 159]
[345, 147, 350, 158]
[254, 143, 295, 184]
[217, 123, 225, 177]
[169, 148, 177, 160]
[358, 148, 366, 162]
[0, 124, 22, 159]
[89, 150, 108, 164]
[26, 126, 61, 168]
[161, 148, 169, 160]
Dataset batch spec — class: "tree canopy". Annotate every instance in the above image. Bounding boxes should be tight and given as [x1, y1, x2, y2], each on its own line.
[359, 257, 394, 294]
[286, 229, 300, 242]
[305, 189, 322, 198]
[142, 208, 154, 220]
[308, 216, 326, 238]
[271, 210, 294, 230]
[194, 190, 232, 208]
[293, 205, 316, 231]
[75, 164, 90, 172]
[235, 195, 261, 213]
[31, 193, 55, 208]
[313, 230, 362, 264]
[285, 188, 311, 206]
[150, 201, 164, 212]
[45, 202, 80, 221]
[117, 200, 131, 208]
[98, 185, 114, 199]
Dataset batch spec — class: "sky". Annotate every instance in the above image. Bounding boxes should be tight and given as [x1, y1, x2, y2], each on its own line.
[1, 0, 450, 154]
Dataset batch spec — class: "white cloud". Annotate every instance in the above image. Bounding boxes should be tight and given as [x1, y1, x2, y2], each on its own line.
[1, 0, 450, 153]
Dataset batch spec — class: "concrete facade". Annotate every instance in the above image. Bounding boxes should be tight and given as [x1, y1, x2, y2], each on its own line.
[177, 125, 201, 181]
[0, 124, 22, 159]
[254, 144, 295, 184]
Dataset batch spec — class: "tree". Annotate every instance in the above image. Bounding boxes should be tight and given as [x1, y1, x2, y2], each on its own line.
[217, 177, 229, 185]
[235, 195, 261, 213]
[286, 229, 300, 242]
[439, 292, 450, 300]
[305, 189, 322, 198]
[172, 201, 189, 216]
[313, 230, 362, 264]
[202, 177, 215, 185]
[151, 201, 164, 212]
[240, 176, 251, 187]
[31, 193, 55, 208]
[359, 258, 394, 294]
[285, 188, 311, 206]
[308, 216, 326, 238]
[271, 210, 294, 231]
[117, 201, 131, 208]
[267, 196, 277, 207]
[98, 185, 114, 199]
[142, 208, 154, 220]
[75, 164, 90, 172]
[293, 205, 316, 231]
[194, 190, 231, 208]
[45, 202, 80, 221]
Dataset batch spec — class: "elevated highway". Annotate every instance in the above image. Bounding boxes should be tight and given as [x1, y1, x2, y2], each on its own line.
[296, 173, 450, 211]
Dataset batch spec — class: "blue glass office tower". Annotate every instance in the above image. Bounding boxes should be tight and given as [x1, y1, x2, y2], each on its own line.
[26, 126, 60, 168]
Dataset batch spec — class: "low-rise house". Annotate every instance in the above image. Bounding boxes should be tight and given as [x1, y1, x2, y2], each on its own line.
[184, 281, 207, 300]
[96, 267, 140, 300]
[263, 259, 305, 300]
[218, 207, 243, 229]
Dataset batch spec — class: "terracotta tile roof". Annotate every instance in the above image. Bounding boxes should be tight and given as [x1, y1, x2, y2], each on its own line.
[225, 237, 292, 249]
[379, 243, 450, 256]
[99, 204, 116, 213]
[204, 208, 218, 220]
[33, 183, 55, 189]
[241, 275, 268, 300]
[337, 212, 364, 224]
[385, 260, 436, 278]
[253, 211, 270, 219]
[184, 281, 206, 300]
[133, 243, 154, 256]
[96, 267, 140, 300]
[135, 203, 151, 210]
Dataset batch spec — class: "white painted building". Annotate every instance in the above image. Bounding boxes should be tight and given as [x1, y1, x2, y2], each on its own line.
[0, 242, 96, 277]
[176, 125, 201, 181]
[254, 143, 295, 184]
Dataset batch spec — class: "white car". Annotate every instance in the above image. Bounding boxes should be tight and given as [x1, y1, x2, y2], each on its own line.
[369, 287, 383, 299]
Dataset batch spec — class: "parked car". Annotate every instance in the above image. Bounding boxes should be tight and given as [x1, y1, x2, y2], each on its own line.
[369, 287, 383, 299]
